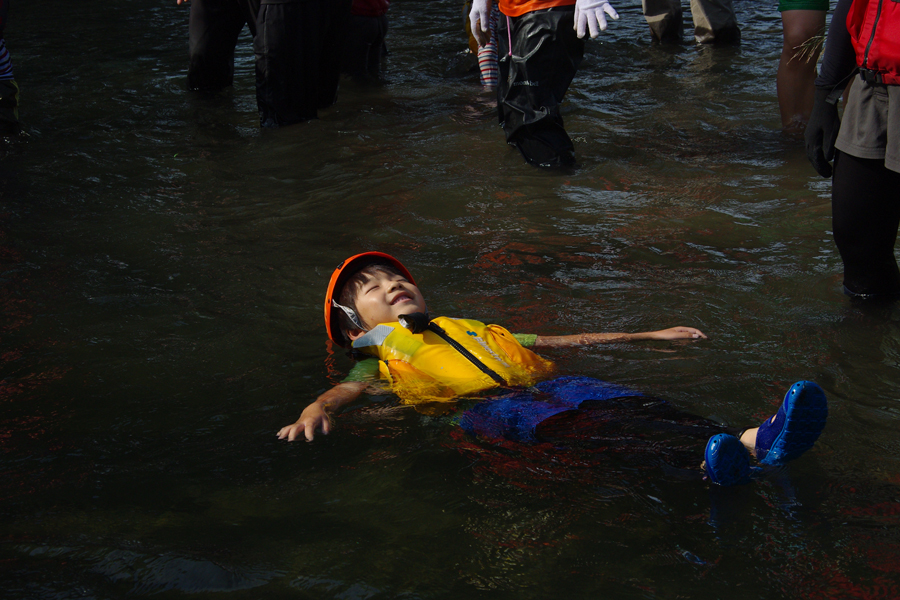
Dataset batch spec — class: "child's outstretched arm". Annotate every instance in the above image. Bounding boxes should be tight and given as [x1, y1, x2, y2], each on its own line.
[277, 381, 367, 442]
[533, 326, 706, 348]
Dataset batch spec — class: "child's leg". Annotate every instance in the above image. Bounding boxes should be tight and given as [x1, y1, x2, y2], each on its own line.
[476, 37, 498, 87]
[536, 393, 741, 482]
[739, 427, 758, 456]
[751, 380, 827, 465]
[476, 7, 499, 88]
[705, 381, 827, 485]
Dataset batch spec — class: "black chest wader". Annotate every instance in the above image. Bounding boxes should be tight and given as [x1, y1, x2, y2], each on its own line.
[495, 7, 584, 168]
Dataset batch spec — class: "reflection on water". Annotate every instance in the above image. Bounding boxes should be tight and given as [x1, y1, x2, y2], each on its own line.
[2, 0, 900, 598]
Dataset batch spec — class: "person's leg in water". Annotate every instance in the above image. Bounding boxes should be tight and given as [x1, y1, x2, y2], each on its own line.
[535, 390, 746, 483]
[777, 8, 826, 134]
[254, 0, 351, 128]
[187, 0, 260, 91]
[832, 151, 900, 300]
[341, 13, 388, 83]
[689, 0, 740, 44]
[476, 6, 500, 88]
[533, 379, 827, 487]
[496, 7, 583, 168]
[0, 0, 20, 136]
[641, 0, 684, 43]
[705, 380, 827, 485]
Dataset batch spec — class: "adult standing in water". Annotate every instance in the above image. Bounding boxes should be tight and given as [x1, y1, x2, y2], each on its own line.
[640, 0, 740, 44]
[0, 0, 19, 135]
[254, 0, 352, 127]
[806, 0, 900, 300]
[777, 1, 827, 133]
[469, 0, 619, 168]
[177, 0, 260, 92]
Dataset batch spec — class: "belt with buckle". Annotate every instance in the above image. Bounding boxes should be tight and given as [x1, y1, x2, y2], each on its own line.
[860, 68, 884, 84]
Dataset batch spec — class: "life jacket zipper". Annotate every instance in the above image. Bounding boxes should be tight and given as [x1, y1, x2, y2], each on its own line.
[425, 321, 507, 385]
[863, 0, 885, 70]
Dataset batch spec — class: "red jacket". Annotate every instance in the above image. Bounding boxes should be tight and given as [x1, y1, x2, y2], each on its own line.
[848, 0, 900, 84]
[351, 0, 389, 18]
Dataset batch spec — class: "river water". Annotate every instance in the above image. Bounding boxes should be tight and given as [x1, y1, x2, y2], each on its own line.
[2, 1, 900, 598]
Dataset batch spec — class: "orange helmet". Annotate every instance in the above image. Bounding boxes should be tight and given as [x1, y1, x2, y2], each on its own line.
[324, 252, 416, 346]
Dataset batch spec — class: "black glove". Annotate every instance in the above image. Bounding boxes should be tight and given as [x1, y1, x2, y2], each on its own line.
[805, 88, 842, 178]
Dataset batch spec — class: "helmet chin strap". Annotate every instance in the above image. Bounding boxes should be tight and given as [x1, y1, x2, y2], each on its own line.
[398, 312, 431, 334]
[331, 300, 366, 331]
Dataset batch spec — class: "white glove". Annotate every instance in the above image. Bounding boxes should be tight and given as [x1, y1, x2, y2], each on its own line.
[574, 0, 619, 39]
[469, 0, 493, 48]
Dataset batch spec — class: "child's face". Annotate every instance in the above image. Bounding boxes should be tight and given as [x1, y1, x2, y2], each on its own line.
[348, 270, 428, 338]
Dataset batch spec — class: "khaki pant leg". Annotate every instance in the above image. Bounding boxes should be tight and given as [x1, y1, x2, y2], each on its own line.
[641, 0, 684, 42]
[690, 0, 739, 44]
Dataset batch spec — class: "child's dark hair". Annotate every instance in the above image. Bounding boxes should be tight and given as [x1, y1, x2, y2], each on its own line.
[336, 260, 406, 338]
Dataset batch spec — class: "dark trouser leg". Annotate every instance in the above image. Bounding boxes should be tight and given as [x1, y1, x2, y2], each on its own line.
[496, 8, 583, 168]
[535, 395, 737, 472]
[342, 14, 388, 81]
[1, 1, 19, 135]
[188, 0, 259, 91]
[254, 0, 350, 127]
[832, 151, 900, 299]
[0, 77, 19, 135]
[317, 0, 352, 108]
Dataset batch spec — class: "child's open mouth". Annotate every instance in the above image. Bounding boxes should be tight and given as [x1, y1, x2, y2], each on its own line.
[391, 293, 413, 305]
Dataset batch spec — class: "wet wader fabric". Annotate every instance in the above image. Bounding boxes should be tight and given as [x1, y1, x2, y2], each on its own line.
[254, 0, 351, 127]
[187, 0, 261, 91]
[496, 7, 583, 167]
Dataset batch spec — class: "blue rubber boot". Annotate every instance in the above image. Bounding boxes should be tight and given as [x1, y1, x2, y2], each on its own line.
[755, 381, 827, 466]
[704, 434, 751, 486]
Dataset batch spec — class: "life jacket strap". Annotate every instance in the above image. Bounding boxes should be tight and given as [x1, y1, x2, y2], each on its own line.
[425, 321, 507, 386]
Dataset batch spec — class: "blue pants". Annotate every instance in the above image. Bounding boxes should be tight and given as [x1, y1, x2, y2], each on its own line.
[459, 376, 731, 447]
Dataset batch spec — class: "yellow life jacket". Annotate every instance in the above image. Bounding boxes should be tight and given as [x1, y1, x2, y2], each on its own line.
[351, 316, 555, 404]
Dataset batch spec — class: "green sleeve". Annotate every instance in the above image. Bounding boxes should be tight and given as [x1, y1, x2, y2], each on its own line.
[512, 333, 538, 348]
[341, 357, 382, 383]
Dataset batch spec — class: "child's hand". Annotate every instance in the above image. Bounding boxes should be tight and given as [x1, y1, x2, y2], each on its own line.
[277, 382, 365, 442]
[651, 326, 707, 340]
[277, 403, 331, 442]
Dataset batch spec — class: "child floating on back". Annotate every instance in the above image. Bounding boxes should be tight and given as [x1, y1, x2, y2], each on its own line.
[278, 252, 828, 486]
